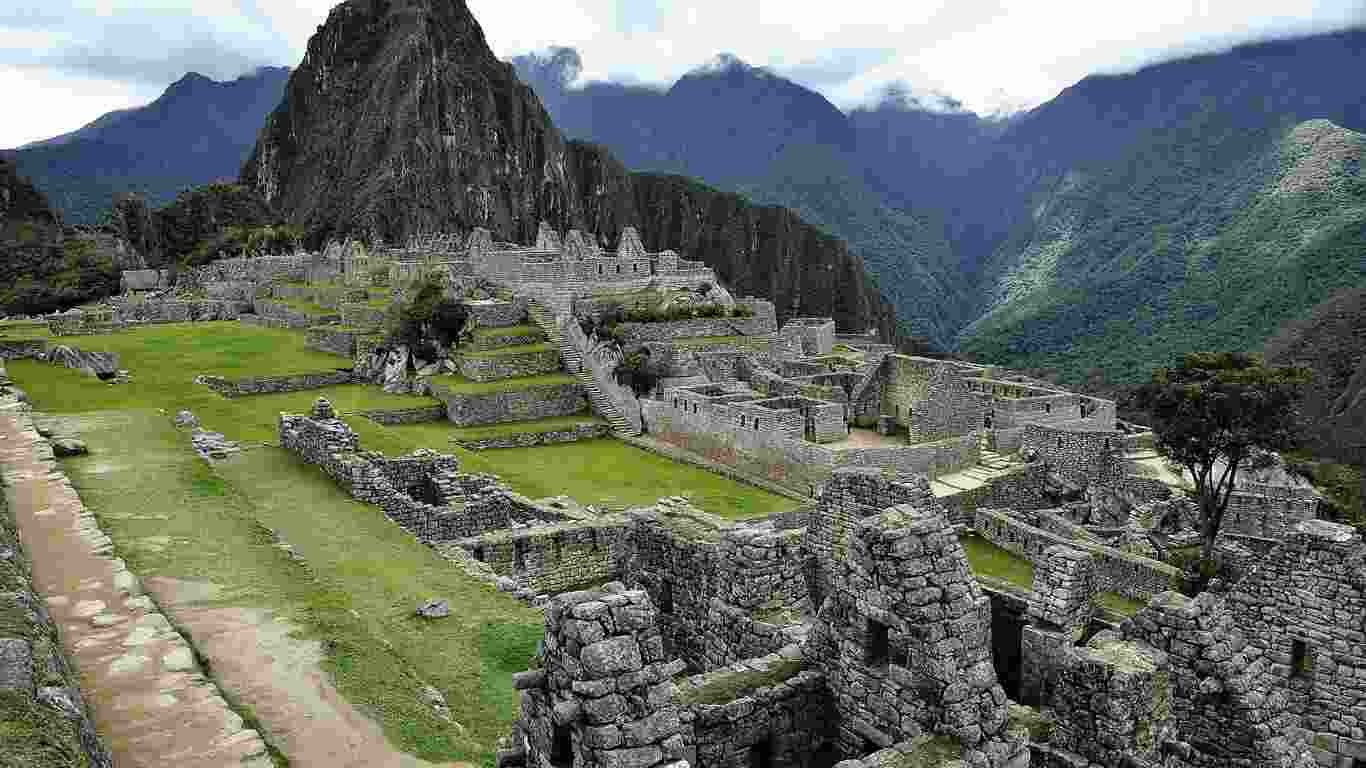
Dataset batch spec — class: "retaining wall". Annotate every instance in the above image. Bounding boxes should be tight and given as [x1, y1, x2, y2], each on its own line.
[198, 369, 357, 397]
[431, 380, 587, 427]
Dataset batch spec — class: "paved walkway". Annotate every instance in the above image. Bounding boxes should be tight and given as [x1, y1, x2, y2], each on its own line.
[0, 400, 272, 768]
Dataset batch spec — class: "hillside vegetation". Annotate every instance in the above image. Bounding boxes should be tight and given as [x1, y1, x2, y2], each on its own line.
[959, 119, 1366, 384]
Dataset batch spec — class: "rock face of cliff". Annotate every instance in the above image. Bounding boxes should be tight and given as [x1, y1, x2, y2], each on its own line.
[241, 0, 898, 340]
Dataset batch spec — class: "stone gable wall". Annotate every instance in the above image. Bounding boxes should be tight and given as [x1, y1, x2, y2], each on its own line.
[1020, 424, 1128, 489]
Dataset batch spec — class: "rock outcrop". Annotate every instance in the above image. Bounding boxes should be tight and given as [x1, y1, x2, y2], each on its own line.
[241, 0, 898, 341]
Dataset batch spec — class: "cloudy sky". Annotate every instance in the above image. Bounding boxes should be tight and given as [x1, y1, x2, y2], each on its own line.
[2, 0, 1364, 147]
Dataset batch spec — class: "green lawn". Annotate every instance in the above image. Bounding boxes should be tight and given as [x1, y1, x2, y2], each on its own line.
[469, 324, 541, 340]
[959, 533, 1036, 591]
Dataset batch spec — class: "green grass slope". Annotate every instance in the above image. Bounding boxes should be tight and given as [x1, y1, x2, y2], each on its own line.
[959, 119, 1366, 385]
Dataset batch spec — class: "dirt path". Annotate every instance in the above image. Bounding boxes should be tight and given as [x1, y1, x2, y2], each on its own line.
[0, 401, 272, 767]
[145, 576, 466, 768]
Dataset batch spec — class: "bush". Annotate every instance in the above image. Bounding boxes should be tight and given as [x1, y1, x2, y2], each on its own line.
[387, 278, 467, 351]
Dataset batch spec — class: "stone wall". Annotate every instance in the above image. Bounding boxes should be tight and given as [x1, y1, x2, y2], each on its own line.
[875, 356, 986, 443]
[806, 505, 1027, 766]
[511, 587, 689, 768]
[1221, 485, 1320, 540]
[456, 348, 562, 382]
[0, 339, 48, 359]
[184, 254, 308, 286]
[339, 303, 387, 329]
[466, 298, 528, 328]
[972, 508, 1180, 601]
[360, 405, 448, 425]
[455, 422, 613, 450]
[937, 463, 1050, 526]
[615, 315, 778, 343]
[305, 326, 359, 357]
[251, 299, 337, 329]
[1043, 635, 1173, 767]
[431, 380, 588, 427]
[1020, 424, 1128, 489]
[804, 469, 939, 606]
[678, 649, 835, 768]
[831, 433, 980, 479]
[779, 319, 835, 357]
[1120, 521, 1366, 768]
[625, 505, 726, 671]
[120, 268, 168, 291]
[460, 520, 631, 593]
[279, 404, 566, 543]
[197, 369, 357, 397]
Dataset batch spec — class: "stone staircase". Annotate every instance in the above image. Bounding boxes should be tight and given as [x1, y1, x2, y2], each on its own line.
[929, 448, 1022, 498]
[526, 301, 637, 435]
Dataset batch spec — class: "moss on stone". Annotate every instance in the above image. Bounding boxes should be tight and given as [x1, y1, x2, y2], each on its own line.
[677, 658, 803, 705]
[655, 509, 725, 543]
[1007, 703, 1054, 743]
[878, 735, 962, 768]
[1096, 591, 1147, 617]
[751, 599, 802, 626]
[959, 533, 1035, 592]
[0, 691, 91, 768]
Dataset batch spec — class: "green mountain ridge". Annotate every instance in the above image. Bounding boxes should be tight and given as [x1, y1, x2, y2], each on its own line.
[959, 118, 1366, 385]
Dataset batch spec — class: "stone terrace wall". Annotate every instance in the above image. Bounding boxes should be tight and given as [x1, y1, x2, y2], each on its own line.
[972, 508, 1180, 600]
[339, 303, 386, 329]
[460, 520, 630, 593]
[183, 254, 308, 286]
[456, 347, 561, 382]
[678, 649, 834, 768]
[455, 422, 612, 450]
[615, 316, 778, 343]
[198, 369, 356, 397]
[431, 380, 587, 427]
[700, 599, 804, 672]
[305, 326, 359, 357]
[359, 405, 449, 425]
[466, 298, 528, 328]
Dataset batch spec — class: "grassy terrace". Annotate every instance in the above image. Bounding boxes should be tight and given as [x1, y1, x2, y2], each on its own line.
[5, 322, 794, 762]
[470, 324, 542, 341]
[960, 533, 1035, 592]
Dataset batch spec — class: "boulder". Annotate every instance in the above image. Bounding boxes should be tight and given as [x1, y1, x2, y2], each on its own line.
[381, 345, 411, 394]
[47, 345, 119, 379]
[52, 438, 89, 457]
[0, 638, 33, 693]
[173, 410, 199, 428]
[416, 599, 450, 619]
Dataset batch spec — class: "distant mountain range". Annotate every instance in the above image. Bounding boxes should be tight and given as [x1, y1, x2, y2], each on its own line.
[8, 67, 290, 225]
[7, 20, 1366, 389]
[514, 29, 1366, 378]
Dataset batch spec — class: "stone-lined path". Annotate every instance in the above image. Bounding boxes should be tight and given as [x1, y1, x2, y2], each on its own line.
[0, 400, 273, 767]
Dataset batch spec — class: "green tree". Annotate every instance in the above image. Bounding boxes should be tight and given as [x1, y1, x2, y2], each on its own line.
[1130, 352, 1309, 567]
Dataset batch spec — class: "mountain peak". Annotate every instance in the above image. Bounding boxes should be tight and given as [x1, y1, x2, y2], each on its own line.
[687, 53, 772, 79]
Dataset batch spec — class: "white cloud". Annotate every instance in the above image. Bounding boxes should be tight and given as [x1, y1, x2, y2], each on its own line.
[1, 0, 1363, 147]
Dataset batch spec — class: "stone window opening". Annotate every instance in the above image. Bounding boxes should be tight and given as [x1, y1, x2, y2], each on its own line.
[1057, 437, 1063, 449]
[472, 547, 485, 562]
[749, 739, 773, 768]
[1291, 639, 1313, 679]
[615, 264, 621, 274]
[552, 535, 563, 561]
[513, 540, 525, 571]
[659, 579, 674, 614]
[1044, 403, 1052, 413]
[550, 724, 573, 768]
[597, 265, 603, 275]
[866, 618, 890, 668]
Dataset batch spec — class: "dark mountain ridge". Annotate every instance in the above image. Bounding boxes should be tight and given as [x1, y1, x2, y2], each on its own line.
[11, 67, 290, 224]
[242, 0, 899, 340]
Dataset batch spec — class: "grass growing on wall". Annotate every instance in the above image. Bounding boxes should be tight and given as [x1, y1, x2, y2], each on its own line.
[1096, 591, 1148, 617]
